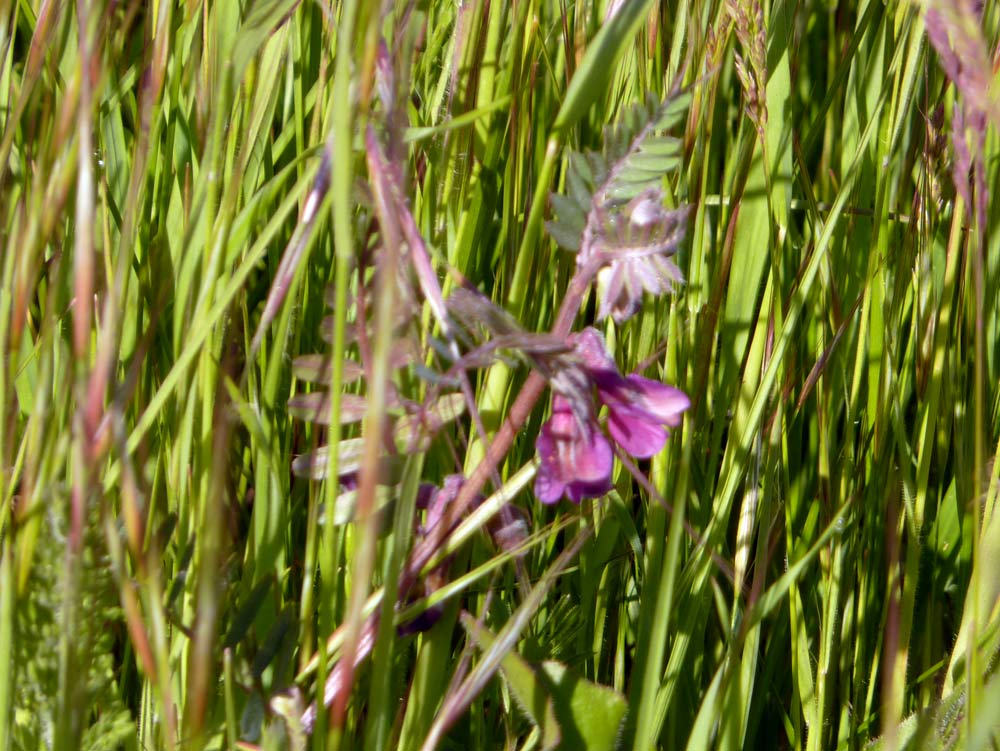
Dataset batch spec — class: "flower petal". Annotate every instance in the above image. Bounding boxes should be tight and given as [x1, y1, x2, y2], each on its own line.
[534, 465, 567, 504]
[551, 394, 576, 415]
[573, 424, 614, 483]
[565, 472, 613, 503]
[571, 328, 618, 374]
[535, 396, 613, 503]
[534, 418, 566, 503]
[565, 428, 614, 501]
[626, 376, 690, 427]
[608, 405, 668, 458]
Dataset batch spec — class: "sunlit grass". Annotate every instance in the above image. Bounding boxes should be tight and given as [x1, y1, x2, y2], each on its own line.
[1, 1, 998, 750]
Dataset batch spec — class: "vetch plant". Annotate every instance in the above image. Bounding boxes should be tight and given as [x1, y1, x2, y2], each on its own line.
[7, 2, 992, 749]
[534, 395, 614, 504]
[573, 327, 690, 460]
[297, 82, 695, 735]
[534, 328, 690, 504]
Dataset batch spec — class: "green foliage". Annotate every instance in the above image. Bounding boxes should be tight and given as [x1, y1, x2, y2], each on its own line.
[462, 614, 628, 751]
[547, 91, 689, 251]
[1, 1, 999, 750]
[13, 512, 134, 751]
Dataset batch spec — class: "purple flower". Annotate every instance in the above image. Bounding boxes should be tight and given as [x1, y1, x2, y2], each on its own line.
[572, 328, 690, 459]
[535, 396, 614, 504]
[533, 328, 690, 503]
[598, 376, 690, 458]
[593, 191, 688, 324]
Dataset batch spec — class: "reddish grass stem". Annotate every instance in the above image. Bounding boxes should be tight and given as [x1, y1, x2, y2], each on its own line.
[302, 253, 602, 728]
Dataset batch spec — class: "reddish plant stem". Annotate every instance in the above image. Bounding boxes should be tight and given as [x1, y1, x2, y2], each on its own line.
[398, 256, 601, 596]
[304, 257, 602, 726]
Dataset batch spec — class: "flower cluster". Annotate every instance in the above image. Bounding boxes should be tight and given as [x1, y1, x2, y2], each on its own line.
[535, 328, 690, 504]
[593, 191, 688, 324]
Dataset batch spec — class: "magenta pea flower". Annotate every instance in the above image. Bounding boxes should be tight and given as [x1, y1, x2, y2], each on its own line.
[534, 396, 614, 504]
[597, 375, 689, 458]
[572, 328, 690, 459]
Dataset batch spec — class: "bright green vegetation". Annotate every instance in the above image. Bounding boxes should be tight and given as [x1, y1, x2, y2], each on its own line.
[1, 0, 999, 749]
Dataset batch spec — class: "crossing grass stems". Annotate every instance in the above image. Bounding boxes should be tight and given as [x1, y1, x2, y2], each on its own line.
[0, 1, 998, 750]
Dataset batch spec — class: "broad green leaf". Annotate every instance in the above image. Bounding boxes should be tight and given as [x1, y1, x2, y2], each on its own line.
[545, 219, 583, 251]
[461, 614, 628, 751]
[550, 193, 586, 232]
[539, 661, 628, 751]
[462, 615, 562, 750]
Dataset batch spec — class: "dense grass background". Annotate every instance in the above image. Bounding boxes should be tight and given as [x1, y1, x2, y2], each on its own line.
[1, 0, 999, 749]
